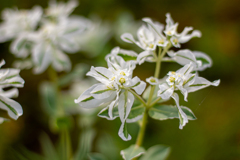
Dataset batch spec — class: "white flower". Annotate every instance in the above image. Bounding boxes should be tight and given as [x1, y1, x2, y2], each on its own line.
[157, 63, 220, 129]
[0, 6, 42, 42]
[75, 53, 146, 141]
[164, 13, 201, 48]
[146, 76, 159, 85]
[29, 15, 89, 74]
[0, 60, 24, 123]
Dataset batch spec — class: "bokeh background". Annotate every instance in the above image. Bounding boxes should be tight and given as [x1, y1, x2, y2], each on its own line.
[0, 0, 240, 159]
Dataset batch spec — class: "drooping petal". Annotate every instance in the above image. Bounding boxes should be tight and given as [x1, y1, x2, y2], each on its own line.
[171, 93, 188, 129]
[0, 95, 23, 120]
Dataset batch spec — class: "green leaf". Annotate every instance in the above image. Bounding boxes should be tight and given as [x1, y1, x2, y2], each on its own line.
[118, 53, 137, 61]
[140, 145, 171, 160]
[149, 105, 196, 120]
[88, 153, 108, 160]
[196, 57, 210, 65]
[120, 145, 145, 160]
[126, 105, 145, 123]
[98, 106, 119, 120]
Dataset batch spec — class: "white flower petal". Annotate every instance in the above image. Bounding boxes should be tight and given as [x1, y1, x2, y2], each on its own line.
[90, 84, 114, 99]
[137, 51, 154, 65]
[186, 77, 220, 93]
[158, 83, 174, 99]
[121, 33, 136, 44]
[118, 91, 134, 122]
[0, 95, 23, 120]
[0, 88, 19, 98]
[193, 51, 212, 71]
[171, 93, 188, 129]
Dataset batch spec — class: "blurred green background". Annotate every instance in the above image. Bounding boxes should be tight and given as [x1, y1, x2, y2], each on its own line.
[0, 0, 240, 159]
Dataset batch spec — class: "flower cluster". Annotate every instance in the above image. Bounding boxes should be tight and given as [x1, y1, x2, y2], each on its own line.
[75, 47, 146, 140]
[0, 60, 24, 123]
[75, 13, 220, 140]
[0, 0, 91, 74]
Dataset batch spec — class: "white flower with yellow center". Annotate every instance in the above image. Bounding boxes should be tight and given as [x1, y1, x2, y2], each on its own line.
[75, 52, 146, 141]
[164, 13, 202, 48]
[158, 63, 220, 129]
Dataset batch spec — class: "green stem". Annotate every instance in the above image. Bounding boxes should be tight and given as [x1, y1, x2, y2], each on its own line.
[48, 66, 71, 160]
[133, 44, 172, 159]
[150, 96, 162, 107]
[128, 89, 147, 107]
[135, 108, 148, 147]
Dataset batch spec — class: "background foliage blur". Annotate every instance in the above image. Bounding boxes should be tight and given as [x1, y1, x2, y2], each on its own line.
[0, 0, 240, 159]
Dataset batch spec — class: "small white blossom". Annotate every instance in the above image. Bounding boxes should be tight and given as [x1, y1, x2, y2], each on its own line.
[164, 13, 201, 48]
[75, 52, 146, 141]
[0, 6, 42, 42]
[146, 76, 159, 85]
[157, 63, 220, 129]
[0, 60, 24, 123]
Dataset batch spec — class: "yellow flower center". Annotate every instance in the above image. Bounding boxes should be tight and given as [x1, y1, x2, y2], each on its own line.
[167, 31, 172, 35]
[149, 43, 154, 48]
[158, 39, 164, 44]
[173, 38, 178, 44]
[120, 71, 126, 76]
[111, 76, 115, 81]
[119, 77, 126, 84]
[169, 76, 175, 83]
[150, 78, 156, 83]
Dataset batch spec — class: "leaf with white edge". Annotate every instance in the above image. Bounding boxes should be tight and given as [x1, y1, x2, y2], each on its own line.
[149, 105, 196, 121]
[118, 122, 131, 141]
[140, 145, 171, 160]
[117, 53, 137, 61]
[143, 86, 169, 103]
[193, 51, 212, 71]
[120, 145, 145, 160]
[126, 105, 145, 123]
[0, 95, 23, 120]
[98, 106, 119, 120]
